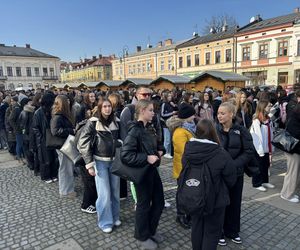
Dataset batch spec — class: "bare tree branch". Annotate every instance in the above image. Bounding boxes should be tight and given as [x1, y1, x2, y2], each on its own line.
[202, 14, 238, 35]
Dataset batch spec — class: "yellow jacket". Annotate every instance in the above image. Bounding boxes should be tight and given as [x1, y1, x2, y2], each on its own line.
[172, 127, 193, 179]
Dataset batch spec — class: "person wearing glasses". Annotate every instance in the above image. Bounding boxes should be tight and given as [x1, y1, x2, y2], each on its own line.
[119, 86, 164, 204]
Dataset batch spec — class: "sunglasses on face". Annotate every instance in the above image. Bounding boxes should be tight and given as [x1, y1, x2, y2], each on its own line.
[140, 93, 151, 97]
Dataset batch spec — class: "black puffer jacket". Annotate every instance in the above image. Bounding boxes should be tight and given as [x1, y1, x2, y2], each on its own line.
[77, 116, 120, 168]
[216, 123, 254, 176]
[9, 103, 22, 134]
[121, 121, 160, 169]
[50, 113, 74, 139]
[182, 138, 237, 209]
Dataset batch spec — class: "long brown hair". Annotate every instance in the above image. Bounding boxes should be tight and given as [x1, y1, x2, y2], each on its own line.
[52, 95, 74, 125]
[97, 98, 114, 127]
[254, 100, 269, 122]
[195, 119, 220, 144]
[83, 91, 96, 109]
[235, 91, 252, 114]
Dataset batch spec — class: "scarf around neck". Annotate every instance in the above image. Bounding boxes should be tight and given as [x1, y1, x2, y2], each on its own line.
[182, 121, 196, 134]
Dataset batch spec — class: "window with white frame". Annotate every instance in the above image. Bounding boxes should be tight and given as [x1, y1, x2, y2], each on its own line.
[16, 67, 22, 77]
[205, 52, 211, 64]
[278, 40, 288, 57]
[26, 67, 32, 77]
[225, 49, 232, 62]
[0, 66, 3, 76]
[160, 60, 164, 71]
[50, 68, 54, 76]
[242, 46, 251, 61]
[7, 67, 13, 76]
[186, 55, 191, 67]
[259, 44, 268, 59]
[195, 54, 200, 66]
[297, 40, 300, 56]
[34, 67, 40, 77]
[168, 58, 172, 70]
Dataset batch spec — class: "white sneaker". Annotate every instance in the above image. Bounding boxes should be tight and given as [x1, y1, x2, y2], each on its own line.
[293, 194, 299, 199]
[255, 186, 267, 192]
[262, 183, 275, 189]
[281, 195, 299, 203]
[114, 220, 122, 227]
[102, 228, 113, 233]
[164, 200, 171, 208]
[163, 154, 173, 159]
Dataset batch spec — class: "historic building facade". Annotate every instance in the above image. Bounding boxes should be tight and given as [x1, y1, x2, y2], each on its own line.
[0, 44, 60, 90]
[236, 10, 300, 86]
[60, 55, 114, 84]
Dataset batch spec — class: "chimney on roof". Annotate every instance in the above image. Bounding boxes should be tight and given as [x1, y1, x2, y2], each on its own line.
[99, 54, 102, 59]
[147, 44, 153, 48]
[25, 44, 30, 48]
[92, 56, 97, 60]
[84, 58, 88, 62]
[222, 21, 228, 32]
[157, 41, 163, 47]
[193, 32, 199, 37]
[165, 39, 173, 46]
[210, 27, 216, 34]
[294, 7, 300, 13]
[136, 46, 142, 52]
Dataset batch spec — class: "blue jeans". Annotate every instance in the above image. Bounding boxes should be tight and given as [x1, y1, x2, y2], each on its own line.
[163, 128, 171, 154]
[95, 160, 120, 230]
[16, 133, 24, 159]
[56, 150, 74, 195]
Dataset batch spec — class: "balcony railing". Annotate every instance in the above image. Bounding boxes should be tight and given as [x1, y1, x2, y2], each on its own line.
[0, 75, 8, 80]
[42, 75, 59, 80]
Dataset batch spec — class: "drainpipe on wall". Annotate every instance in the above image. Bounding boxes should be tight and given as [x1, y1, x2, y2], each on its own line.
[175, 49, 178, 75]
[234, 36, 238, 73]
[155, 52, 158, 78]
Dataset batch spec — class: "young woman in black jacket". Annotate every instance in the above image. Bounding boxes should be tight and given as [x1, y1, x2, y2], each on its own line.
[50, 95, 75, 195]
[216, 102, 254, 246]
[182, 119, 237, 250]
[78, 98, 121, 233]
[32, 92, 58, 181]
[121, 99, 164, 250]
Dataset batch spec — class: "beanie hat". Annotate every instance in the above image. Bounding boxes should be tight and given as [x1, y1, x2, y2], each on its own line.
[178, 103, 195, 119]
[12, 96, 18, 102]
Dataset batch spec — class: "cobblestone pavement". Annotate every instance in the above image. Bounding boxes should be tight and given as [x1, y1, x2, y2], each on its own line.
[1, 150, 300, 250]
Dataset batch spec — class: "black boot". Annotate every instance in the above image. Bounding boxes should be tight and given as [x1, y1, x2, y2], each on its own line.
[176, 215, 191, 229]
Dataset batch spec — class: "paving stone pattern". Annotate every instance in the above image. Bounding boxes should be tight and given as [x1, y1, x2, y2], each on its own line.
[0, 150, 300, 250]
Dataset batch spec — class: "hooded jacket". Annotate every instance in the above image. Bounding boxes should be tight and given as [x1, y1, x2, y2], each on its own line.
[167, 116, 194, 179]
[182, 138, 237, 208]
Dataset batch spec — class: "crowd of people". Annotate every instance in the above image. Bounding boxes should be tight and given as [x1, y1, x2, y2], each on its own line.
[0, 82, 299, 250]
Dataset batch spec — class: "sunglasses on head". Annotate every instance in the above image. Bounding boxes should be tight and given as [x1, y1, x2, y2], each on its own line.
[140, 93, 151, 97]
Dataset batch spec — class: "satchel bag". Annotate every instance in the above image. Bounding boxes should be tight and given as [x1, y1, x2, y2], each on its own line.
[59, 134, 82, 165]
[272, 129, 299, 153]
[111, 147, 149, 184]
[45, 129, 65, 149]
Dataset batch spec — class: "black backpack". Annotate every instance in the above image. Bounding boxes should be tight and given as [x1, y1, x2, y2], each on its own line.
[177, 158, 215, 216]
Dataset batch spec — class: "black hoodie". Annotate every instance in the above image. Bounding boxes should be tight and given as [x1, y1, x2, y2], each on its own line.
[182, 138, 237, 209]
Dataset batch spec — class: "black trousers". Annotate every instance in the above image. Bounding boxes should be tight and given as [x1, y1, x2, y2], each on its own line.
[79, 164, 97, 209]
[191, 207, 226, 250]
[223, 175, 244, 238]
[23, 140, 34, 169]
[134, 168, 164, 241]
[40, 149, 58, 180]
[252, 153, 270, 187]
[120, 178, 128, 198]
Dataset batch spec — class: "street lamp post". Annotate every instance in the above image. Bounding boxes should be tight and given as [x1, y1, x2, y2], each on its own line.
[119, 46, 129, 80]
